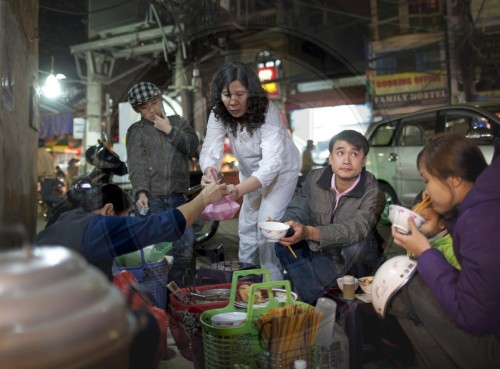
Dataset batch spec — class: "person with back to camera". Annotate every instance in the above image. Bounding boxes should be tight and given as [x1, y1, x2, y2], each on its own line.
[34, 180, 226, 280]
[199, 61, 300, 281]
[275, 130, 386, 303]
[125, 81, 200, 287]
[389, 133, 500, 368]
[34, 179, 226, 369]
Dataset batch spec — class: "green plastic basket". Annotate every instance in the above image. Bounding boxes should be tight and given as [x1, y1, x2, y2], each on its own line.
[200, 269, 310, 369]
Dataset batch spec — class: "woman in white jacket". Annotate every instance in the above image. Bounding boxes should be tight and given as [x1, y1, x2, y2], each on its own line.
[200, 61, 300, 280]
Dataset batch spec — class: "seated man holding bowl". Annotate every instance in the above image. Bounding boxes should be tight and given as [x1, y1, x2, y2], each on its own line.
[275, 130, 386, 303]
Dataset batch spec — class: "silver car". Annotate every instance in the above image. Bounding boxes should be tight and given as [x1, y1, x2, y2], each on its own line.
[364, 104, 500, 223]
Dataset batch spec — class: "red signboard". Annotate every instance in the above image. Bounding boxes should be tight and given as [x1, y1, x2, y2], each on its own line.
[258, 66, 280, 97]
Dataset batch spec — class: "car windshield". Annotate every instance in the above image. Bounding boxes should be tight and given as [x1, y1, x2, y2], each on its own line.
[478, 105, 500, 120]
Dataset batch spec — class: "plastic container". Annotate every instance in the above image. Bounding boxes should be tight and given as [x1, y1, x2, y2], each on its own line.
[169, 282, 234, 365]
[342, 275, 356, 300]
[112, 243, 171, 309]
[113, 242, 172, 266]
[315, 297, 337, 346]
[294, 359, 307, 368]
[332, 322, 350, 369]
[200, 269, 311, 369]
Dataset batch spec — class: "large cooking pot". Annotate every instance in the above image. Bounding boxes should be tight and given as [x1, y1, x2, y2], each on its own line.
[0, 235, 137, 369]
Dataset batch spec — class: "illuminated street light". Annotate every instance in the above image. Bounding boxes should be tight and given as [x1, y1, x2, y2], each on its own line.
[41, 56, 67, 99]
[42, 73, 66, 99]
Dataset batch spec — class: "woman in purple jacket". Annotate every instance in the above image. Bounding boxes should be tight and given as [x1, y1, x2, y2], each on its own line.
[390, 133, 500, 368]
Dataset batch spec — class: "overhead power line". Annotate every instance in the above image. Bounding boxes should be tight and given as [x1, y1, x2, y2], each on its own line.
[40, 0, 136, 15]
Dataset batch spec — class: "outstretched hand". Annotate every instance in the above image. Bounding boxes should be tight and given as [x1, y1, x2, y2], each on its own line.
[200, 182, 227, 206]
[178, 182, 227, 228]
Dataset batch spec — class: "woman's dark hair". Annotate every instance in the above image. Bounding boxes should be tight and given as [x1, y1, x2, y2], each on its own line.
[209, 61, 269, 137]
[417, 132, 487, 183]
[329, 130, 370, 156]
[81, 183, 131, 213]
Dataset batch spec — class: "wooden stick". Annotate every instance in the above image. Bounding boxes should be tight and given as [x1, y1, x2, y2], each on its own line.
[413, 193, 431, 214]
[287, 245, 297, 258]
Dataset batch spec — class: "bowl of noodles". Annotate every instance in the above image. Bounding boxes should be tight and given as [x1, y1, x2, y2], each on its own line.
[389, 205, 425, 234]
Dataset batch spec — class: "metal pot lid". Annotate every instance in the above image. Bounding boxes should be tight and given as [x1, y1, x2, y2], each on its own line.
[188, 288, 231, 303]
[200, 288, 231, 296]
[0, 241, 137, 369]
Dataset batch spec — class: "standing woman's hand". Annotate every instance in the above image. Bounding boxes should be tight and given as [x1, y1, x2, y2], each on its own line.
[226, 176, 261, 200]
[226, 184, 239, 200]
[201, 166, 219, 186]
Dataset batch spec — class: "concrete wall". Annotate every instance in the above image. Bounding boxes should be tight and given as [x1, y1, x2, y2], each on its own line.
[0, 0, 39, 245]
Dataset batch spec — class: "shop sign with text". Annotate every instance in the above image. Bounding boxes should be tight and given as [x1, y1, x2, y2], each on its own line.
[374, 89, 448, 108]
[373, 71, 448, 108]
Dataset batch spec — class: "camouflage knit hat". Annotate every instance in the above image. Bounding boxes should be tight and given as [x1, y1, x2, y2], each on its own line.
[128, 82, 161, 106]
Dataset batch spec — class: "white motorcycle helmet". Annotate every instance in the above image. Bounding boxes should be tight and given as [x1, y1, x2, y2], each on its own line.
[371, 255, 418, 318]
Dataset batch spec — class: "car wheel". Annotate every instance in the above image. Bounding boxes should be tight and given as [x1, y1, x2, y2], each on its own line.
[379, 182, 398, 225]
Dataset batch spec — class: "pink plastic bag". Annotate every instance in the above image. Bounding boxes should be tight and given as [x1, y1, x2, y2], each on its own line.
[200, 167, 240, 221]
[200, 195, 240, 221]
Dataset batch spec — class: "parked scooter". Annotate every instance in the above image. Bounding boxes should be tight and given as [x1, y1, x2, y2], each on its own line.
[45, 140, 129, 228]
[84, 140, 128, 184]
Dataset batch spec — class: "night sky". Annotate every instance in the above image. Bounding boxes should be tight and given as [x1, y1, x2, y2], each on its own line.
[38, 1, 88, 80]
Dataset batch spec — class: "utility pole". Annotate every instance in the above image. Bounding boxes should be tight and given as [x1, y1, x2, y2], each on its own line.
[446, 0, 466, 104]
[70, 24, 177, 174]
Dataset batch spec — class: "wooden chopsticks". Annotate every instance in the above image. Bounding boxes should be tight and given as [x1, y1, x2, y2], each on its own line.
[255, 305, 322, 364]
[412, 193, 431, 214]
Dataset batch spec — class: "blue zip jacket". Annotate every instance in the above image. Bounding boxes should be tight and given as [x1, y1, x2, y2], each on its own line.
[35, 208, 186, 279]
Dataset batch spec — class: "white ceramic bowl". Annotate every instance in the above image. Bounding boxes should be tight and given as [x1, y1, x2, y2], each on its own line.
[211, 312, 247, 328]
[388, 205, 425, 234]
[359, 276, 374, 294]
[336, 277, 359, 292]
[258, 222, 290, 242]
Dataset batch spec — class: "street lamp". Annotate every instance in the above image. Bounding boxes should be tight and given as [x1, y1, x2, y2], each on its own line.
[42, 72, 66, 99]
[40, 56, 66, 99]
